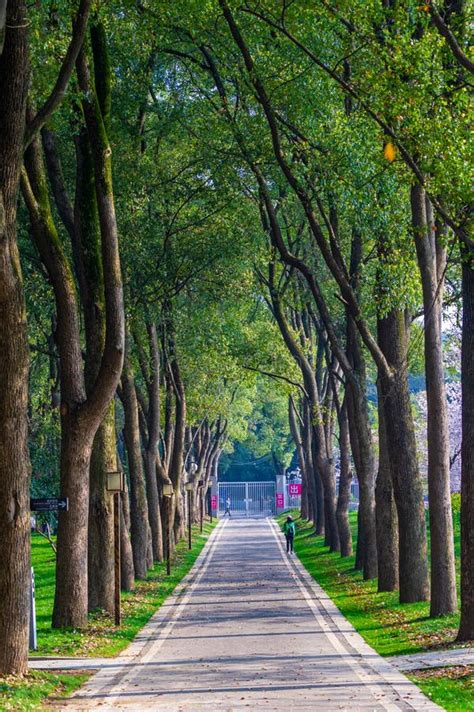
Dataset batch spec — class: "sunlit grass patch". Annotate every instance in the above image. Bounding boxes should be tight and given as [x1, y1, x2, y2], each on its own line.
[408, 666, 473, 712]
[0, 670, 89, 711]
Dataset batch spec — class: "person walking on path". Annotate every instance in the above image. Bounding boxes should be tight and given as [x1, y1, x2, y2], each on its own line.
[283, 515, 296, 554]
[224, 497, 231, 517]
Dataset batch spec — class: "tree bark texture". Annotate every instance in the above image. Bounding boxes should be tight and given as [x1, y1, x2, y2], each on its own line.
[88, 405, 115, 612]
[121, 359, 151, 579]
[458, 248, 474, 640]
[336, 399, 353, 558]
[52, 36, 124, 627]
[288, 396, 309, 520]
[411, 184, 457, 616]
[377, 311, 430, 603]
[301, 406, 316, 525]
[346, 316, 378, 579]
[74, 126, 115, 614]
[375, 382, 399, 592]
[143, 323, 165, 560]
[0, 0, 30, 674]
[120, 484, 135, 592]
[22, 137, 91, 629]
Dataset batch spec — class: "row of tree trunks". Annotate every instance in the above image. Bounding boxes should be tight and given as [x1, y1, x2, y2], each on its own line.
[220, 1, 431, 605]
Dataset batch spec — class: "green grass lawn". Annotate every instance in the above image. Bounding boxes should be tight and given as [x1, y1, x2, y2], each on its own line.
[0, 671, 88, 712]
[1, 520, 217, 710]
[276, 510, 473, 711]
[409, 667, 474, 712]
[31, 520, 217, 657]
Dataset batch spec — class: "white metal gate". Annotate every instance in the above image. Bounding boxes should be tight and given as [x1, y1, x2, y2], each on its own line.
[218, 481, 276, 517]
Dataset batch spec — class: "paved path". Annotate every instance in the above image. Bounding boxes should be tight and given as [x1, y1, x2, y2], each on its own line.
[388, 647, 473, 672]
[30, 647, 473, 674]
[57, 519, 441, 711]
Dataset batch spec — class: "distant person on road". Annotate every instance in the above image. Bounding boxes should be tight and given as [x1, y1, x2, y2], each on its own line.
[283, 515, 296, 554]
[224, 497, 231, 517]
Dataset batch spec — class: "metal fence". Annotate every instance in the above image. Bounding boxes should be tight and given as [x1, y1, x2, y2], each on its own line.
[218, 481, 276, 517]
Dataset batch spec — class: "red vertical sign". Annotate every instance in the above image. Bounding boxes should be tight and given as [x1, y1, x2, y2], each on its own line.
[211, 495, 218, 511]
[276, 492, 284, 508]
[288, 483, 302, 496]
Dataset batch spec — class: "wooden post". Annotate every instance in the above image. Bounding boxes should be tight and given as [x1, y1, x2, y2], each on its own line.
[114, 493, 121, 626]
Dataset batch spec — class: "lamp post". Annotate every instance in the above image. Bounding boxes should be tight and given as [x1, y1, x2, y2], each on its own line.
[162, 482, 174, 575]
[106, 470, 124, 626]
[185, 481, 193, 550]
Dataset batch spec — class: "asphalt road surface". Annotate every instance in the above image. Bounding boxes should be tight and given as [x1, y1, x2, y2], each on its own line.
[60, 518, 441, 711]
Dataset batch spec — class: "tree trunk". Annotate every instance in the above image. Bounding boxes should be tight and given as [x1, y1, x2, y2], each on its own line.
[120, 486, 135, 592]
[346, 317, 378, 579]
[22, 137, 91, 629]
[75, 132, 115, 613]
[301, 404, 316, 524]
[121, 359, 151, 578]
[411, 185, 457, 616]
[88, 405, 115, 612]
[376, 382, 399, 592]
[377, 311, 430, 603]
[52, 38, 124, 628]
[288, 396, 309, 520]
[336, 399, 353, 557]
[52, 426, 93, 628]
[457, 247, 474, 640]
[167, 320, 187, 547]
[0, 0, 30, 676]
[324, 457, 339, 552]
[145, 450, 164, 561]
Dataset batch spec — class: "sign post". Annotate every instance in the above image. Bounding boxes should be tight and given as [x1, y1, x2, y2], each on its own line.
[30, 497, 68, 513]
[29, 567, 37, 651]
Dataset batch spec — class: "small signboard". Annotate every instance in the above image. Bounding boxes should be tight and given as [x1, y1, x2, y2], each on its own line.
[289, 483, 302, 496]
[211, 495, 218, 511]
[30, 497, 69, 512]
[276, 492, 284, 508]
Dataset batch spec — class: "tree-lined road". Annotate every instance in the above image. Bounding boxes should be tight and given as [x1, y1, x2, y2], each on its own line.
[61, 519, 440, 711]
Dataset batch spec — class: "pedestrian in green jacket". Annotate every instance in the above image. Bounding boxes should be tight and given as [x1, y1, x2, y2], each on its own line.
[283, 515, 296, 554]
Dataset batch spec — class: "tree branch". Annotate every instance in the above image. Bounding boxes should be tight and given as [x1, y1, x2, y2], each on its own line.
[429, 3, 474, 75]
[25, 0, 92, 146]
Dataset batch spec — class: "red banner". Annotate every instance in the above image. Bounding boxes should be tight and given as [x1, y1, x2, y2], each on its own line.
[211, 495, 218, 510]
[288, 483, 302, 496]
[276, 492, 284, 508]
